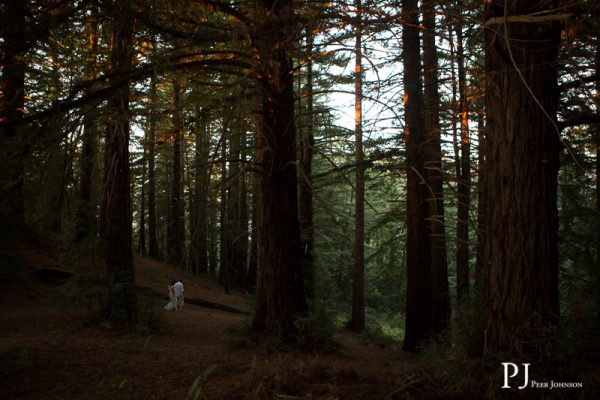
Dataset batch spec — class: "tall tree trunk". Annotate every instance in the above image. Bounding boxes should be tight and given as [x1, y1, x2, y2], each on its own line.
[456, 17, 471, 302]
[209, 189, 218, 278]
[103, 0, 136, 326]
[191, 115, 210, 276]
[349, 0, 365, 333]
[226, 122, 246, 291]
[595, 41, 600, 325]
[402, 0, 433, 353]
[248, 175, 258, 293]
[147, 64, 159, 259]
[139, 147, 147, 254]
[475, 111, 486, 291]
[168, 78, 185, 266]
[237, 129, 249, 289]
[0, 0, 27, 227]
[251, 0, 308, 341]
[219, 123, 230, 292]
[422, 0, 450, 333]
[483, 0, 562, 355]
[299, 27, 316, 300]
[75, 15, 99, 243]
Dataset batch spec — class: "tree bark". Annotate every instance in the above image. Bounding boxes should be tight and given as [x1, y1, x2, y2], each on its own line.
[299, 22, 316, 301]
[147, 64, 159, 259]
[75, 13, 99, 242]
[167, 78, 185, 266]
[191, 115, 210, 276]
[103, 0, 136, 326]
[402, 0, 433, 353]
[349, 0, 365, 333]
[422, 0, 450, 334]
[219, 123, 230, 292]
[251, 0, 308, 341]
[483, 0, 562, 356]
[475, 111, 486, 291]
[455, 17, 471, 303]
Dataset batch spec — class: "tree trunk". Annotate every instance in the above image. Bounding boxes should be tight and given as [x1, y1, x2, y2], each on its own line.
[299, 27, 316, 300]
[103, 0, 136, 326]
[168, 78, 185, 266]
[219, 123, 230, 292]
[191, 115, 210, 276]
[475, 111, 486, 291]
[248, 175, 258, 293]
[483, 0, 562, 355]
[422, 0, 450, 334]
[456, 18, 471, 303]
[139, 147, 147, 254]
[251, 0, 308, 341]
[402, 0, 433, 353]
[349, 0, 365, 333]
[226, 121, 247, 291]
[75, 14, 99, 242]
[147, 64, 159, 259]
[0, 0, 27, 227]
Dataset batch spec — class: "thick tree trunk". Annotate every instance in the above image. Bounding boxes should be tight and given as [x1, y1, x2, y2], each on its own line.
[349, 0, 365, 333]
[0, 0, 27, 227]
[422, 0, 450, 334]
[251, 0, 308, 341]
[483, 1, 562, 355]
[168, 78, 185, 266]
[299, 30, 315, 300]
[402, 0, 433, 353]
[103, 1, 136, 326]
[455, 19, 471, 302]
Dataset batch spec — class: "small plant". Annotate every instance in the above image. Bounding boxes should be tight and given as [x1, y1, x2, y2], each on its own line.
[188, 364, 217, 400]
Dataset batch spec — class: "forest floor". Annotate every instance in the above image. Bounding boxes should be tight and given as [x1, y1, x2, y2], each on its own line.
[0, 234, 449, 400]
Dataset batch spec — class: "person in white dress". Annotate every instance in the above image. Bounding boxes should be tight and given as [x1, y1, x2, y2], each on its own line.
[164, 282, 176, 311]
[173, 280, 184, 310]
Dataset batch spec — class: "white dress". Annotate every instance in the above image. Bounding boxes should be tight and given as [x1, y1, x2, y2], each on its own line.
[164, 285, 177, 311]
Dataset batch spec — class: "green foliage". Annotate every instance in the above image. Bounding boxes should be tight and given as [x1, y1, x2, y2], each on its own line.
[360, 311, 404, 347]
[188, 364, 217, 400]
[294, 309, 342, 353]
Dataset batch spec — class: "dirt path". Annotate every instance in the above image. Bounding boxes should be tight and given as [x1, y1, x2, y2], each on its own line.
[1, 245, 429, 400]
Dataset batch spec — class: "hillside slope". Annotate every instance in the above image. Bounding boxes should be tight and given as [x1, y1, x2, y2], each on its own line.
[0, 238, 432, 400]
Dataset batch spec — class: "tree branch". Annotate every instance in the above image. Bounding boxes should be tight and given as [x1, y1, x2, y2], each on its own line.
[559, 114, 600, 130]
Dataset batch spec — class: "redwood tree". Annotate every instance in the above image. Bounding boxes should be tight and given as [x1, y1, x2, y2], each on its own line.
[103, 0, 136, 326]
[402, 0, 433, 352]
[251, 0, 308, 340]
[483, 0, 562, 355]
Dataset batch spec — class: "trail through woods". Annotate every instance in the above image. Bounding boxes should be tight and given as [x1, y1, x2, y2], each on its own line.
[0, 238, 435, 400]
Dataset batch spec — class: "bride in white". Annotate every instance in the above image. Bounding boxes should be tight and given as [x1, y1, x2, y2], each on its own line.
[164, 280, 184, 311]
[164, 282, 177, 311]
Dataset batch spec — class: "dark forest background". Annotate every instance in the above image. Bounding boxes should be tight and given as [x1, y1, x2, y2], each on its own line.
[1, 0, 600, 397]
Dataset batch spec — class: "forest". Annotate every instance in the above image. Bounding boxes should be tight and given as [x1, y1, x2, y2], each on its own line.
[1, 0, 600, 399]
